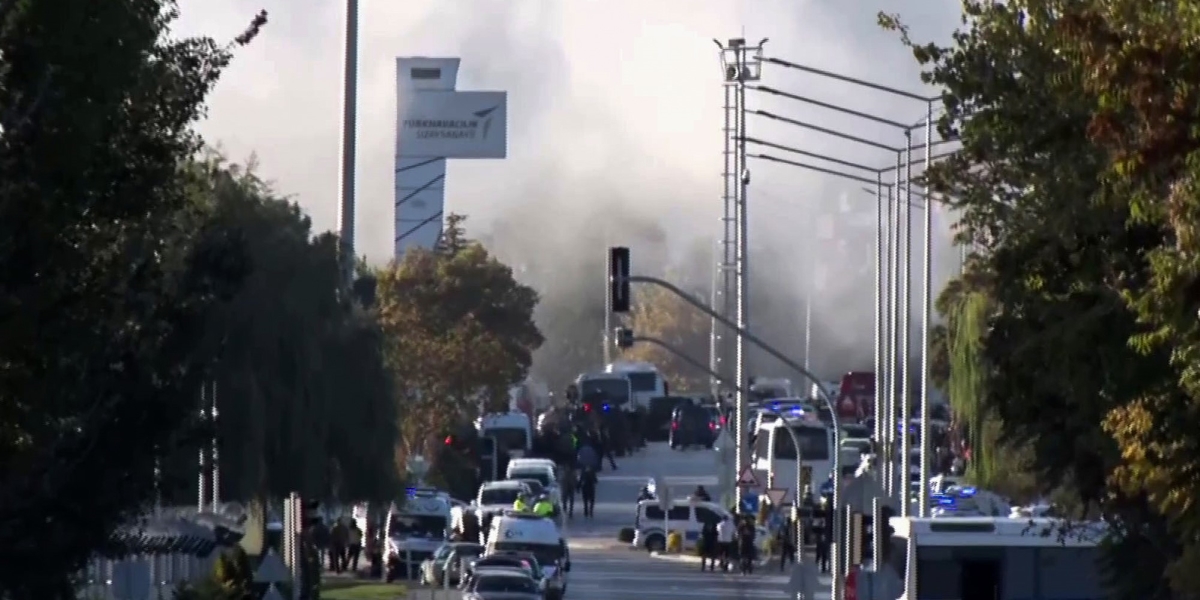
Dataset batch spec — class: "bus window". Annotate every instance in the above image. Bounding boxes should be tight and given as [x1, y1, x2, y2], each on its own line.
[773, 425, 830, 461]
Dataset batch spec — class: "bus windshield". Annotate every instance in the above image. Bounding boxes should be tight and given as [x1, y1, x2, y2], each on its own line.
[625, 372, 659, 392]
[774, 425, 830, 460]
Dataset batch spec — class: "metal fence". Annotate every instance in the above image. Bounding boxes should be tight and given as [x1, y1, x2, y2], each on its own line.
[77, 552, 219, 600]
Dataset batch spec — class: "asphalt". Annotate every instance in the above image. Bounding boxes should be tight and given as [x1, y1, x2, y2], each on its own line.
[403, 441, 836, 599]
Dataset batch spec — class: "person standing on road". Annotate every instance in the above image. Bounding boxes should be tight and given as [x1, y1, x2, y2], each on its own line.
[347, 521, 363, 573]
[560, 466, 577, 519]
[699, 520, 719, 572]
[329, 519, 348, 573]
[813, 500, 830, 574]
[312, 520, 330, 570]
[777, 516, 795, 572]
[576, 436, 598, 473]
[579, 467, 599, 519]
[716, 516, 735, 572]
[737, 516, 757, 575]
[598, 428, 618, 470]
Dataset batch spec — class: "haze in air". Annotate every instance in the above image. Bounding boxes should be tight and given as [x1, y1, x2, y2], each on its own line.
[177, 0, 963, 389]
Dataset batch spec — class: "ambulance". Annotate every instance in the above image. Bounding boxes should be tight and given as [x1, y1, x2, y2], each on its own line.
[484, 511, 571, 595]
[384, 488, 451, 581]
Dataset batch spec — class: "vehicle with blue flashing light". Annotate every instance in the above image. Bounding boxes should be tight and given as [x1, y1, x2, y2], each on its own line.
[929, 485, 1012, 517]
[574, 372, 632, 412]
[384, 487, 453, 581]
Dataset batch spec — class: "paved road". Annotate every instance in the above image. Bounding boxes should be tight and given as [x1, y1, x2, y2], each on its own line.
[561, 441, 796, 600]
[564, 441, 722, 541]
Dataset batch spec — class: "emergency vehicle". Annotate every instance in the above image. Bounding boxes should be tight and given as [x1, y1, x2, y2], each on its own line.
[574, 372, 633, 412]
[506, 458, 561, 506]
[485, 511, 571, 596]
[751, 412, 835, 497]
[384, 488, 452, 581]
[879, 516, 1109, 599]
[475, 412, 533, 456]
[603, 361, 665, 410]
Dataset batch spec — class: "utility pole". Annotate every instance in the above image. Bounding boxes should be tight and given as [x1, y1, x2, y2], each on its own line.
[338, 0, 359, 287]
[716, 37, 766, 508]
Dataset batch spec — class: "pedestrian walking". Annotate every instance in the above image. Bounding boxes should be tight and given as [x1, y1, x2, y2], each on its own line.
[777, 517, 796, 572]
[579, 467, 598, 518]
[737, 517, 757, 575]
[312, 520, 330, 569]
[329, 519, 348, 573]
[560, 466, 578, 518]
[813, 503, 830, 574]
[347, 521, 363, 572]
[716, 516, 735, 572]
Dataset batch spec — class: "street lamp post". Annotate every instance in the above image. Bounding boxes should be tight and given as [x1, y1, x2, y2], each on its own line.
[338, 0, 359, 287]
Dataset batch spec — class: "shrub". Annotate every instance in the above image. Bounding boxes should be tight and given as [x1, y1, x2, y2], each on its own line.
[665, 531, 683, 553]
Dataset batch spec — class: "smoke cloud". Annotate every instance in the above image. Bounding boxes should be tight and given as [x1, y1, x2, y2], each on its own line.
[177, 0, 963, 390]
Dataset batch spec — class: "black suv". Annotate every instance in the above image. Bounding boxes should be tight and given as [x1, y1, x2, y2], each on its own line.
[669, 404, 716, 449]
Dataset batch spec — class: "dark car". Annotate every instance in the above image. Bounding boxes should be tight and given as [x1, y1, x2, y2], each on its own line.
[646, 396, 692, 441]
[669, 404, 716, 449]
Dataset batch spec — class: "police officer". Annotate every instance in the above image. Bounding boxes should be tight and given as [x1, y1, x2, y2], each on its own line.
[533, 494, 554, 517]
[813, 498, 831, 574]
[513, 492, 531, 512]
[736, 515, 757, 575]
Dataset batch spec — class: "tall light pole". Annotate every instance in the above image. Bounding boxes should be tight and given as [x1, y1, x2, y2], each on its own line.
[918, 101, 935, 517]
[716, 37, 766, 509]
[338, 0, 359, 287]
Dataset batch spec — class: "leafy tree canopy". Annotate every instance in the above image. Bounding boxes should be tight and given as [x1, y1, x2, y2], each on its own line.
[885, 0, 1200, 594]
[377, 214, 543, 466]
[0, 1, 264, 596]
[620, 284, 711, 393]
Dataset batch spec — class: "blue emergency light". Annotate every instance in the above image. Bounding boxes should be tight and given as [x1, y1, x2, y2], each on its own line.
[602, 404, 610, 412]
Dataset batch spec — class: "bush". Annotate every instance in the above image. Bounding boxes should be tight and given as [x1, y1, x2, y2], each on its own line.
[665, 531, 683, 553]
[617, 527, 635, 543]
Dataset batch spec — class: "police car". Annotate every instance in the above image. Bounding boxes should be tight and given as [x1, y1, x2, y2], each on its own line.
[506, 458, 561, 507]
[473, 480, 532, 543]
[384, 488, 452, 581]
[484, 510, 570, 598]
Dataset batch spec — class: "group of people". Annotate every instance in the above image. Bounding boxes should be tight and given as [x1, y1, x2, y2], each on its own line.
[311, 517, 364, 574]
[697, 514, 760, 575]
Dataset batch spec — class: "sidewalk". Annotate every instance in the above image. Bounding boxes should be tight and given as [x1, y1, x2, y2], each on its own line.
[649, 551, 772, 567]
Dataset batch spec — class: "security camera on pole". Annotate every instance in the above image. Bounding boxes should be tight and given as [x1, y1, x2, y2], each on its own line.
[715, 37, 767, 510]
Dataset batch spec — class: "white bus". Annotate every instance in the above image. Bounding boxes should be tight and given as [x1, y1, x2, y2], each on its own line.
[884, 516, 1109, 599]
[604, 361, 665, 410]
[751, 413, 836, 498]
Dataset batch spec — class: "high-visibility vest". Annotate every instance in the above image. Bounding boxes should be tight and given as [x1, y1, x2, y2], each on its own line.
[533, 501, 554, 516]
[513, 499, 529, 511]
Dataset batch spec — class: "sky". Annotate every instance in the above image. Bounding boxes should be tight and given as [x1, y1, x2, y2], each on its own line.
[175, 0, 965, 384]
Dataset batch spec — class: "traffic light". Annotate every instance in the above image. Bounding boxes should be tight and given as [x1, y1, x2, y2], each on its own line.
[615, 327, 634, 348]
[609, 246, 630, 313]
[444, 435, 454, 446]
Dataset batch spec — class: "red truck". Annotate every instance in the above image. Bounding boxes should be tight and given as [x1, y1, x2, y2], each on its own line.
[837, 371, 875, 422]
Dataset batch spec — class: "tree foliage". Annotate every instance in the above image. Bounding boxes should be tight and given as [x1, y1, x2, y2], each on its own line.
[376, 214, 543, 468]
[187, 158, 400, 503]
[0, 1, 264, 597]
[884, 0, 1200, 593]
[619, 283, 711, 392]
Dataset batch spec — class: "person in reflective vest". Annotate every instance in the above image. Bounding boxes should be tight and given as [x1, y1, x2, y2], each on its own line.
[532, 497, 554, 517]
[513, 494, 530, 512]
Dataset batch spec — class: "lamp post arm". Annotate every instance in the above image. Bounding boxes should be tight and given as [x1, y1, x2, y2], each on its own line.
[632, 335, 747, 395]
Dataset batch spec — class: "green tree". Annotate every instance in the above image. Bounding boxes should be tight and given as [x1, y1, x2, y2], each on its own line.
[185, 158, 399, 503]
[884, 2, 1182, 594]
[0, 1, 264, 596]
[377, 214, 543, 467]
[620, 284, 711, 392]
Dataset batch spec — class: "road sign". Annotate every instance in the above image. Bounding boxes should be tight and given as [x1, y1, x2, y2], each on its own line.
[262, 583, 285, 600]
[737, 466, 760, 487]
[254, 549, 290, 583]
[655, 477, 674, 512]
[765, 487, 789, 506]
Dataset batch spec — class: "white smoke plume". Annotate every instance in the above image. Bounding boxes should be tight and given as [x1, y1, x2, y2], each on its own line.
[177, 0, 963, 389]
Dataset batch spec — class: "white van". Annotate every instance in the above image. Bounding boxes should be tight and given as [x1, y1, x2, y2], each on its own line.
[506, 459, 560, 506]
[486, 512, 571, 593]
[476, 412, 533, 455]
[384, 488, 451, 581]
[632, 499, 769, 554]
[751, 415, 836, 496]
